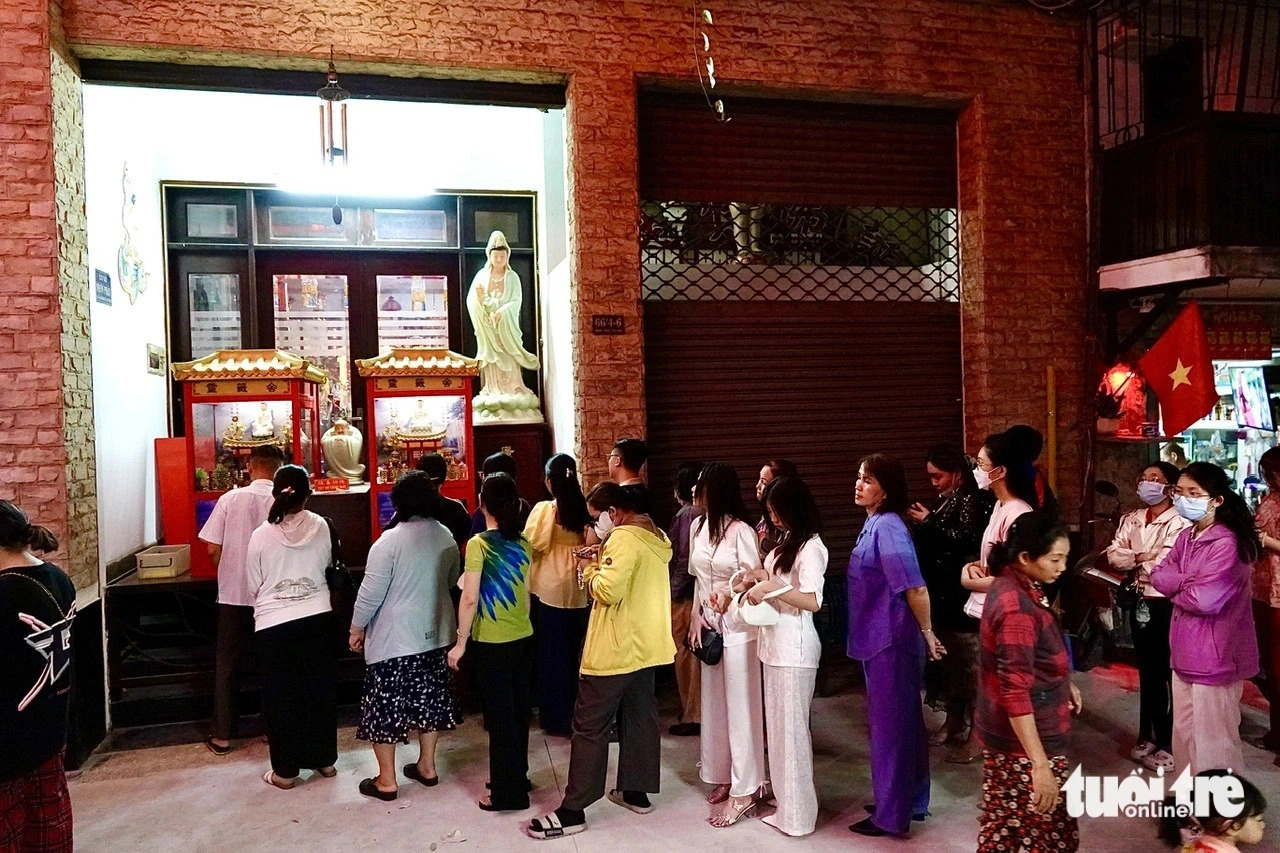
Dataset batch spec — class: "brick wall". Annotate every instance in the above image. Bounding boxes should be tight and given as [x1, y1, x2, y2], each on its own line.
[52, 43, 97, 592]
[49, 0, 1088, 505]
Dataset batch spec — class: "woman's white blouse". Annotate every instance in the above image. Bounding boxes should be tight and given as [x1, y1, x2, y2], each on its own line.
[756, 536, 828, 669]
[689, 517, 763, 646]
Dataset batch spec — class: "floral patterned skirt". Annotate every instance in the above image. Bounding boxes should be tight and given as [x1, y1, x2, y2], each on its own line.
[977, 751, 1079, 852]
[356, 648, 462, 744]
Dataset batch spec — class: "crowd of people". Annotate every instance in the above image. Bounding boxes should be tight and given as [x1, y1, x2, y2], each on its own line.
[4, 429, 1279, 851]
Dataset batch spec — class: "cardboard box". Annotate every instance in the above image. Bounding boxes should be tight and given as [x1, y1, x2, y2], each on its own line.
[136, 545, 191, 580]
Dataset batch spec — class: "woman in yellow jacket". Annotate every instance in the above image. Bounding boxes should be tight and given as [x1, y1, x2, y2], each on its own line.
[527, 481, 676, 840]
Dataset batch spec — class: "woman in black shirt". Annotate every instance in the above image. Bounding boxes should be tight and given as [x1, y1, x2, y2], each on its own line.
[0, 501, 75, 853]
[908, 444, 993, 762]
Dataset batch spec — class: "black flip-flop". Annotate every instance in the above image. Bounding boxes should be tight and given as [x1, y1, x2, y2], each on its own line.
[358, 778, 397, 801]
[403, 764, 439, 787]
[204, 736, 231, 757]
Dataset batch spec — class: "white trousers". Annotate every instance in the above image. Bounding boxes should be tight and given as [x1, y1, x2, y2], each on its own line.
[1172, 672, 1245, 776]
[699, 640, 765, 797]
[762, 664, 818, 837]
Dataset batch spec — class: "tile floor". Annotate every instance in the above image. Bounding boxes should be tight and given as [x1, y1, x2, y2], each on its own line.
[69, 663, 1280, 852]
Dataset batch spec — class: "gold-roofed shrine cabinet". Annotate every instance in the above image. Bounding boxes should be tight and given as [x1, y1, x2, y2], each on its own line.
[356, 348, 479, 536]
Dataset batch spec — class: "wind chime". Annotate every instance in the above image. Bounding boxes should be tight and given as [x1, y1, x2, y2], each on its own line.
[695, 4, 726, 122]
[317, 47, 350, 224]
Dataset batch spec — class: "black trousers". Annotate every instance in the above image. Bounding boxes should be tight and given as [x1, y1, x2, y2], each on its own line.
[212, 603, 256, 741]
[532, 597, 590, 735]
[256, 611, 338, 778]
[1130, 597, 1174, 752]
[472, 636, 535, 808]
[563, 666, 661, 812]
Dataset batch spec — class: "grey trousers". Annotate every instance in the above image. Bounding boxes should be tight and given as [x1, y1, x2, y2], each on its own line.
[562, 666, 661, 811]
[212, 603, 255, 740]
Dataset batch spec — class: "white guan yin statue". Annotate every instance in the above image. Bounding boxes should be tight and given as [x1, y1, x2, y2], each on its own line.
[466, 230, 543, 424]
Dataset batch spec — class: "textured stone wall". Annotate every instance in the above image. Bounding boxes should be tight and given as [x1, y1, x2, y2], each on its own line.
[51, 0, 1089, 504]
[51, 43, 97, 593]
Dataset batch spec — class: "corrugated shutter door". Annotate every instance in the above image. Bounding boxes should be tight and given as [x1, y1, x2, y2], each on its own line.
[643, 301, 963, 568]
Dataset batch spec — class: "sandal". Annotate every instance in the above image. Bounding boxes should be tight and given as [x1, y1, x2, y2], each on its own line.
[315, 766, 337, 778]
[358, 778, 397, 801]
[710, 797, 757, 828]
[527, 811, 586, 840]
[404, 764, 439, 787]
[607, 789, 654, 815]
[262, 769, 296, 790]
[706, 783, 731, 805]
[945, 745, 981, 765]
[205, 736, 232, 756]
[1142, 750, 1175, 773]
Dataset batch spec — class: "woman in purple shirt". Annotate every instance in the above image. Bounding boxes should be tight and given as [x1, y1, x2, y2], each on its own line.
[1150, 462, 1260, 776]
[846, 454, 946, 838]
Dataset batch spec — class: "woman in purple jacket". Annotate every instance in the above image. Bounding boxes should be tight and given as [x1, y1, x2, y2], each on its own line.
[1150, 462, 1260, 776]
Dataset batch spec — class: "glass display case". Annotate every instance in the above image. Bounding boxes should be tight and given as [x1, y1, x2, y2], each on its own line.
[356, 348, 479, 536]
[168, 350, 325, 578]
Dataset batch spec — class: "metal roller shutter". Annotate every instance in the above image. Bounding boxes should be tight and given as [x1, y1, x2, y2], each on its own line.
[643, 300, 963, 567]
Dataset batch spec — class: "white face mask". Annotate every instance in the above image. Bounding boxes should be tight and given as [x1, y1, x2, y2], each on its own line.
[1136, 481, 1168, 506]
[594, 511, 614, 539]
[1174, 495, 1212, 522]
[973, 465, 993, 491]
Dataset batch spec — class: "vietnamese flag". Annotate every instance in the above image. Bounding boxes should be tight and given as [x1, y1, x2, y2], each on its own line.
[1138, 301, 1219, 436]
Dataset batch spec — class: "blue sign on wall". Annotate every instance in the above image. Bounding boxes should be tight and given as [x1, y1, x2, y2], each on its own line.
[94, 269, 112, 306]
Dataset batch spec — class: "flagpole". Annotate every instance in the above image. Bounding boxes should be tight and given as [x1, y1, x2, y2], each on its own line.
[1047, 366, 1058, 494]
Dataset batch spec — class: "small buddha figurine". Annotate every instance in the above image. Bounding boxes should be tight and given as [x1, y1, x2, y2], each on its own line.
[250, 403, 276, 439]
[223, 415, 247, 443]
[321, 418, 365, 483]
[404, 399, 435, 433]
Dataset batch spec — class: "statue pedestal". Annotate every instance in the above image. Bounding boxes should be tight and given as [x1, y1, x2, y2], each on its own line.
[474, 422, 551, 507]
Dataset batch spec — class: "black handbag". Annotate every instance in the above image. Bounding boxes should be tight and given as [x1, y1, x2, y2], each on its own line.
[322, 517, 356, 605]
[686, 625, 724, 666]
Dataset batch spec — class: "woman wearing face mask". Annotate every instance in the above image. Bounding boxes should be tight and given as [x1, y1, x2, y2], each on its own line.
[1151, 462, 1260, 776]
[688, 463, 767, 828]
[955, 430, 1042, 762]
[976, 511, 1082, 853]
[908, 443, 994, 756]
[1102, 461, 1189, 773]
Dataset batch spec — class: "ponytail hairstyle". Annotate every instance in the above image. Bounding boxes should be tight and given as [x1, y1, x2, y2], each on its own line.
[1157, 770, 1266, 847]
[545, 453, 591, 535]
[586, 481, 641, 514]
[480, 472, 523, 539]
[1005, 424, 1059, 518]
[0, 501, 58, 553]
[986, 510, 1069, 578]
[267, 464, 312, 524]
[983, 431, 1042, 511]
[1182, 462, 1262, 563]
[766, 476, 821, 574]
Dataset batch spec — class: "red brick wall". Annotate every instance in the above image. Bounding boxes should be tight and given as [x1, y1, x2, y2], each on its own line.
[0, 1, 73, 573]
[53, 0, 1088, 503]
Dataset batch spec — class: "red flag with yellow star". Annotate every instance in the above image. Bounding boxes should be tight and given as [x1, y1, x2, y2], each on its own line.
[1138, 301, 1220, 436]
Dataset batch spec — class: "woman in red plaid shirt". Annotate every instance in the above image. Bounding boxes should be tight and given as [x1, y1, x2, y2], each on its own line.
[976, 511, 1084, 853]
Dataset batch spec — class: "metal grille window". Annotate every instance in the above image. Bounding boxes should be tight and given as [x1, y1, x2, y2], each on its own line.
[640, 201, 959, 302]
[1094, 0, 1280, 149]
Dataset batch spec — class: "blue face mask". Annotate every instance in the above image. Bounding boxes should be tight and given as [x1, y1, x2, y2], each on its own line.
[1174, 495, 1212, 522]
[1137, 481, 1168, 506]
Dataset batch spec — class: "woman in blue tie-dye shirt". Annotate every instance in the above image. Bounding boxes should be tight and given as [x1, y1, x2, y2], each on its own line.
[448, 472, 534, 812]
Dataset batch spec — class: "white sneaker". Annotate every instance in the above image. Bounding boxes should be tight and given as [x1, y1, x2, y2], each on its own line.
[1142, 750, 1174, 773]
[1129, 741, 1156, 762]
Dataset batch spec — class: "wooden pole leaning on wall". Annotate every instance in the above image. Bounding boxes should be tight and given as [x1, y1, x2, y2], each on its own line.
[1047, 365, 1058, 494]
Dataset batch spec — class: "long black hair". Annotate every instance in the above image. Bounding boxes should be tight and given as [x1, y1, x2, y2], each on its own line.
[267, 465, 312, 524]
[766, 476, 821, 574]
[385, 471, 438, 530]
[480, 472, 523, 539]
[695, 462, 749, 544]
[1157, 770, 1266, 846]
[0, 501, 58, 553]
[858, 453, 911, 516]
[983, 431, 1042, 511]
[1182, 461, 1262, 563]
[675, 461, 704, 504]
[546, 453, 591, 535]
[926, 442, 977, 492]
[987, 510, 1069, 577]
